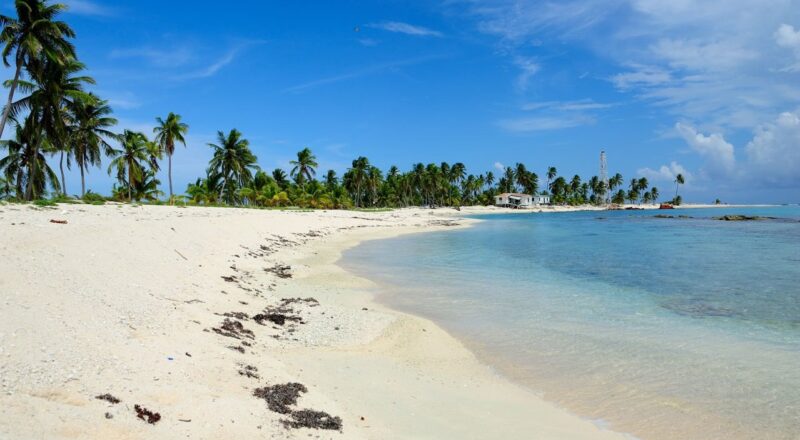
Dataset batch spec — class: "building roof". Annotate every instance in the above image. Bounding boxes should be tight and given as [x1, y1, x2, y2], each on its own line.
[496, 192, 532, 197]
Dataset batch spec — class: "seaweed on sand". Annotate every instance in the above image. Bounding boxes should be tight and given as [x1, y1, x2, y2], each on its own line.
[212, 318, 254, 339]
[283, 409, 343, 430]
[95, 393, 121, 404]
[253, 383, 307, 414]
[134, 404, 161, 424]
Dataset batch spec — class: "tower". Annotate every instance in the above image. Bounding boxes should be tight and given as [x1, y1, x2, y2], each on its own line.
[599, 150, 609, 203]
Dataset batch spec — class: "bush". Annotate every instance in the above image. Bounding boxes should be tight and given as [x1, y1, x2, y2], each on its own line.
[33, 199, 57, 207]
[82, 191, 106, 205]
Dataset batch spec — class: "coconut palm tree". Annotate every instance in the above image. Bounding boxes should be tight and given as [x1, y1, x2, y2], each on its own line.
[289, 147, 318, 188]
[0, 0, 76, 140]
[107, 130, 150, 202]
[9, 56, 93, 198]
[207, 129, 258, 205]
[347, 156, 370, 207]
[67, 95, 116, 197]
[272, 168, 288, 189]
[675, 173, 684, 199]
[153, 112, 188, 202]
[0, 119, 60, 199]
[546, 166, 557, 191]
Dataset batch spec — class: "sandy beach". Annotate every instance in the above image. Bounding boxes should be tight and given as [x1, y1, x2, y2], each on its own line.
[0, 203, 630, 439]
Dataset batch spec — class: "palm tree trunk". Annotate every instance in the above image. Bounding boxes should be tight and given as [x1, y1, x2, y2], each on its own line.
[128, 161, 132, 202]
[59, 150, 66, 197]
[168, 153, 173, 204]
[80, 163, 85, 197]
[0, 59, 22, 141]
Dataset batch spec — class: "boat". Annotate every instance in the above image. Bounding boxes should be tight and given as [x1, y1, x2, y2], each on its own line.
[659, 203, 675, 209]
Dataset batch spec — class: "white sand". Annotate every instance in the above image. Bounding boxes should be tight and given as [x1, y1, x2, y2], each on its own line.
[0, 203, 630, 439]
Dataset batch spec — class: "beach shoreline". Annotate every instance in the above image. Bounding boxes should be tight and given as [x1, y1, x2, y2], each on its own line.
[0, 203, 630, 439]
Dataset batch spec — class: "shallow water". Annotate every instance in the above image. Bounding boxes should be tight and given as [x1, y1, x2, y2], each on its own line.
[342, 207, 800, 439]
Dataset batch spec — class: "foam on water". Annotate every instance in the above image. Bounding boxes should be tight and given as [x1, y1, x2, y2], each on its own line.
[342, 207, 800, 440]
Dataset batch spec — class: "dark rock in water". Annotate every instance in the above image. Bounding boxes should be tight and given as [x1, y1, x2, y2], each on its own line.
[283, 409, 343, 430]
[653, 214, 674, 219]
[712, 215, 774, 221]
[663, 301, 742, 318]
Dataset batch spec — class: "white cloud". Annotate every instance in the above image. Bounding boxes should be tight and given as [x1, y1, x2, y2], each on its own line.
[64, 0, 115, 17]
[494, 162, 505, 171]
[110, 47, 194, 68]
[368, 22, 443, 37]
[774, 24, 800, 72]
[522, 99, 615, 111]
[745, 110, 800, 184]
[637, 161, 692, 183]
[675, 122, 736, 175]
[513, 56, 539, 91]
[775, 24, 800, 51]
[498, 115, 594, 132]
[283, 55, 444, 93]
[176, 48, 240, 80]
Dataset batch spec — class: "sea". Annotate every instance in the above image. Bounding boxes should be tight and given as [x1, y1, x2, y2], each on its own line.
[341, 206, 800, 440]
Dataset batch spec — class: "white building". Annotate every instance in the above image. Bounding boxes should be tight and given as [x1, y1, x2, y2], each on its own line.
[494, 193, 550, 208]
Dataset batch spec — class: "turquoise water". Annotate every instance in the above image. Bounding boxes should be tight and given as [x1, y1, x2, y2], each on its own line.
[342, 207, 800, 440]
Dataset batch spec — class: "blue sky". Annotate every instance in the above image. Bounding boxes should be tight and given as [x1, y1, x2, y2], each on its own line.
[3, 0, 800, 203]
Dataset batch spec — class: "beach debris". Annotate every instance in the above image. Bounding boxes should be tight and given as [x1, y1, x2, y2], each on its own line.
[221, 275, 237, 283]
[238, 364, 260, 379]
[228, 345, 245, 353]
[253, 313, 302, 326]
[134, 404, 161, 424]
[280, 297, 319, 307]
[264, 264, 292, 279]
[218, 311, 249, 320]
[49, 219, 68, 224]
[253, 383, 307, 414]
[212, 318, 255, 340]
[178, 418, 192, 422]
[253, 383, 342, 431]
[283, 409, 343, 430]
[105, 412, 113, 419]
[95, 393, 121, 404]
[174, 249, 188, 260]
[185, 352, 192, 357]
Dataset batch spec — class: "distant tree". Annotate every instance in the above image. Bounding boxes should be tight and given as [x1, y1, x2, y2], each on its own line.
[289, 147, 318, 188]
[674, 173, 685, 200]
[153, 112, 188, 202]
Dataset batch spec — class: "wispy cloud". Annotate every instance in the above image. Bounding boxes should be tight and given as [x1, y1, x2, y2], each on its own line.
[368, 21, 443, 37]
[497, 115, 595, 132]
[64, 0, 116, 17]
[283, 54, 445, 93]
[175, 48, 241, 80]
[513, 56, 539, 91]
[521, 99, 616, 111]
[109, 47, 194, 68]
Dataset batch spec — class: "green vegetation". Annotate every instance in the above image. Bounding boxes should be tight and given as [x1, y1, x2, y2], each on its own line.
[0, 1, 669, 210]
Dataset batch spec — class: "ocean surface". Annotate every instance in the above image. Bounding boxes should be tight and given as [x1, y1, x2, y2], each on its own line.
[341, 206, 800, 440]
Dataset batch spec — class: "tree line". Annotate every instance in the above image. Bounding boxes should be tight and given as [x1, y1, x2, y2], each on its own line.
[0, 0, 686, 208]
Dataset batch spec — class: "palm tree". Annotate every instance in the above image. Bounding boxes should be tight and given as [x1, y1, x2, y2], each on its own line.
[0, 0, 75, 140]
[68, 95, 116, 197]
[675, 173, 684, 199]
[546, 166, 557, 191]
[207, 129, 258, 204]
[0, 120, 60, 198]
[289, 147, 318, 188]
[272, 168, 288, 188]
[347, 156, 369, 207]
[153, 112, 188, 202]
[11, 56, 94, 198]
[107, 130, 151, 202]
[324, 169, 337, 191]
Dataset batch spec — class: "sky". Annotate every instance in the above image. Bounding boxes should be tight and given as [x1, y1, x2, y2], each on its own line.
[2, 0, 800, 203]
